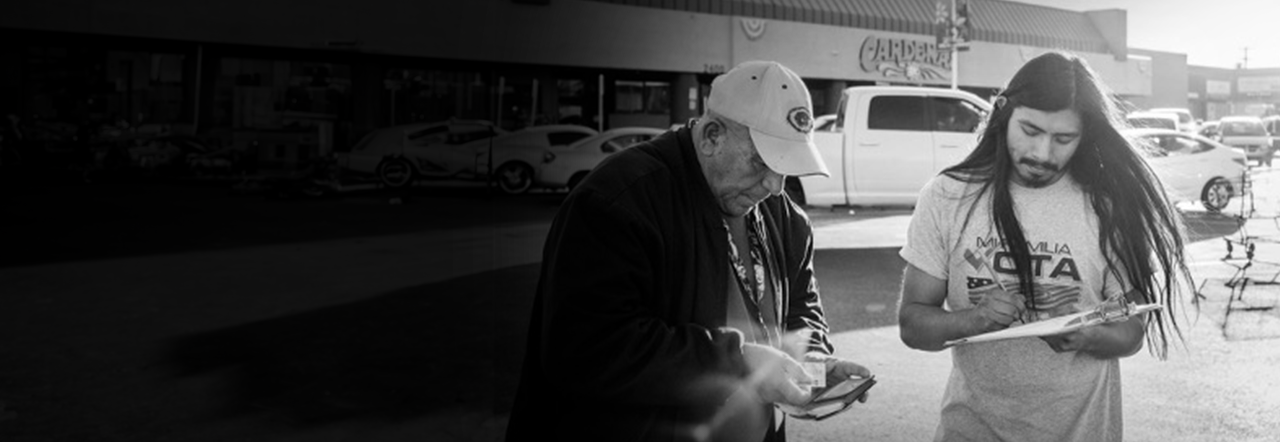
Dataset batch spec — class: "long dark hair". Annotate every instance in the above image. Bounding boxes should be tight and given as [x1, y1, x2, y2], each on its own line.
[944, 51, 1191, 359]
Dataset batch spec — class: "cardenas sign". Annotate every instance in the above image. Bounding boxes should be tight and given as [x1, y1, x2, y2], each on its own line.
[859, 35, 952, 83]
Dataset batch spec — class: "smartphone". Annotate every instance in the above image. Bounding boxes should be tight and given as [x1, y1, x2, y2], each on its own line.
[780, 375, 876, 421]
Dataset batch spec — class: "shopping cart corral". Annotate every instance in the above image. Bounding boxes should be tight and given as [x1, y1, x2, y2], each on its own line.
[1216, 168, 1280, 297]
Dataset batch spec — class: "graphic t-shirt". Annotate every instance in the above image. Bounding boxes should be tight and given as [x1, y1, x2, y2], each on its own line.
[900, 174, 1128, 442]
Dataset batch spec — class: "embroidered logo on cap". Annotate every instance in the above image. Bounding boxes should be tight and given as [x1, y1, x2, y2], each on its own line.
[787, 107, 813, 133]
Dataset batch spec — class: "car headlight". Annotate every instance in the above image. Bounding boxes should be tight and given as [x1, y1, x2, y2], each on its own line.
[543, 151, 556, 163]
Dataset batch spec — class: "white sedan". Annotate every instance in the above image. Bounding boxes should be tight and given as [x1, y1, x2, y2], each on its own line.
[1125, 128, 1247, 212]
[541, 127, 665, 189]
[337, 120, 600, 193]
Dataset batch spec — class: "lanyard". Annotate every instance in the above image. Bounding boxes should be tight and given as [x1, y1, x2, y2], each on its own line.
[725, 213, 779, 347]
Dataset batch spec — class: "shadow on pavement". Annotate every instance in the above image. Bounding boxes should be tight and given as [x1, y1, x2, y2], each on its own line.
[163, 262, 540, 426]
[1181, 210, 1247, 243]
[2, 180, 565, 269]
[157, 247, 904, 429]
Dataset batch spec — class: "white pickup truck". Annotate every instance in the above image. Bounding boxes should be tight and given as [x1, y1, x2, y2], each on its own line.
[788, 86, 992, 207]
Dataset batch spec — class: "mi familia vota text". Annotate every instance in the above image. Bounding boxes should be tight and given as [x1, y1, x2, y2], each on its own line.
[974, 236, 1081, 281]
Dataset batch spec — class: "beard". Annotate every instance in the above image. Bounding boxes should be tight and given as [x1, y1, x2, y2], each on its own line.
[1016, 158, 1061, 187]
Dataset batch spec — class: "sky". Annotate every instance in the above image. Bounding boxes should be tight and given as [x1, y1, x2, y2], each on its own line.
[1009, 0, 1280, 69]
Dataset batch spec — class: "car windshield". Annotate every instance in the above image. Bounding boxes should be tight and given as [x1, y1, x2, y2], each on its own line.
[1152, 110, 1191, 124]
[1222, 120, 1266, 136]
[1129, 117, 1176, 130]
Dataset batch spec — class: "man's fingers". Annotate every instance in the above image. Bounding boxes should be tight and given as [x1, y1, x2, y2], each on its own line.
[779, 354, 814, 386]
[830, 360, 871, 379]
[777, 378, 812, 405]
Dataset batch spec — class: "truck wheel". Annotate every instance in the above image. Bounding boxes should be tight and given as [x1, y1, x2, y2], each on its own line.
[1200, 177, 1232, 213]
[785, 177, 806, 206]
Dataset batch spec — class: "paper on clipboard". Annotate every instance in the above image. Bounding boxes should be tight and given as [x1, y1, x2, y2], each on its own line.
[943, 303, 1163, 347]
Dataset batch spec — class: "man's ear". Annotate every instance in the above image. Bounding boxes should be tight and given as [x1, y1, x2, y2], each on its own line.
[697, 119, 725, 156]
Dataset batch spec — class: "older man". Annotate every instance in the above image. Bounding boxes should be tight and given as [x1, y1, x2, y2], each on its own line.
[506, 61, 870, 442]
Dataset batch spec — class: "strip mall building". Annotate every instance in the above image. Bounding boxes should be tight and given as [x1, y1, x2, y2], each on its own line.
[0, 0, 1273, 165]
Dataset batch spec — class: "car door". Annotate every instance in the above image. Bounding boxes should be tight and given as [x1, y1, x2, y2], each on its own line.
[475, 128, 593, 175]
[852, 93, 932, 199]
[928, 95, 986, 172]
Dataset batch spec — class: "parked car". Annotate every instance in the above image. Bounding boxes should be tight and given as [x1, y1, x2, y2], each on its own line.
[1147, 107, 1197, 133]
[336, 119, 503, 184]
[1198, 120, 1220, 138]
[1125, 128, 1247, 212]
[1126, 112, 1179, 130]
[477, 124, 598, 193]
[335, 120, 598, 193]
[1212, 115, 1272, 166]
[105, 134, 236, 177]
[540, 127, 665, 189]
[1261, 115, 1280, 167]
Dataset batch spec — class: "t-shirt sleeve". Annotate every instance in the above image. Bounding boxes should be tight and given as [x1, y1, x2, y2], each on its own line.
[899, 176, 950, 281]
[1101, 255, 1132, 301]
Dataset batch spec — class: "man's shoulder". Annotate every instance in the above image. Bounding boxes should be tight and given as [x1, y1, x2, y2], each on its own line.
[573, 131, 685, 207]
[922, 173, 984, 203]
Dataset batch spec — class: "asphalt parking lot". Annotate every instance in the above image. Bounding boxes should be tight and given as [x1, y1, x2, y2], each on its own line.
[1, 166, 1278, 441]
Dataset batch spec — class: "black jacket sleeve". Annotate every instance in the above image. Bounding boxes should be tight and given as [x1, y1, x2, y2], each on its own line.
[772, 197, 836, 356]
[536, 189, 747, 409]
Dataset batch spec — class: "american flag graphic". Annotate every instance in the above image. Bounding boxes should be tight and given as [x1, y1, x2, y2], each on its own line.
[966, 277, 1081, 321]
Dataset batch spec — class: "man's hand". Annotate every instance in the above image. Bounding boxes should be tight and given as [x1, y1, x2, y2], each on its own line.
[1040, 311, 1146, 358]
[742, 343, 812, 406]
[973, 288, 1026, 332]
[806, 353, 872, 403]
[1040, 328, 1092, 353]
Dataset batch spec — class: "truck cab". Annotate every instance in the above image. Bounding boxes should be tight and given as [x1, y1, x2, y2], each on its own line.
[795, 86, 991, 207]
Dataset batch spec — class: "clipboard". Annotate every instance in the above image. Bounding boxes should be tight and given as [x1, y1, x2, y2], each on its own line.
[943, 301, 1163, 348]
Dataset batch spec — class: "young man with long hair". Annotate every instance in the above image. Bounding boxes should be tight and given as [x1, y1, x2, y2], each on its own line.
[897, 51, 1193, 441]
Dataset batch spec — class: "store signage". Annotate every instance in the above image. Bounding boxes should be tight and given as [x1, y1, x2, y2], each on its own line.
[859, 35, 951, 82]
[1237, 76, 1280, 96]
[1206, 80, 1231, 97]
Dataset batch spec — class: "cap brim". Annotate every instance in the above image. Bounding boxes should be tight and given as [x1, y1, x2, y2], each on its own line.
[748, 129, 830, 178]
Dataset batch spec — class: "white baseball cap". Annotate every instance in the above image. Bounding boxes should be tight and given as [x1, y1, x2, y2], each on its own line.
[706, 61, 829, 177]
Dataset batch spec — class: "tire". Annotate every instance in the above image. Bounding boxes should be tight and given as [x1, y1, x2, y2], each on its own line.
[785, 176, 806, 206]
[1200, 177, 1233, 213]
[377, 158, 414, 188]
[494, 162, 534, 195]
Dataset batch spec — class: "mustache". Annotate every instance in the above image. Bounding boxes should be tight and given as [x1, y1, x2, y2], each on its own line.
[1018, 158, 1060, 172]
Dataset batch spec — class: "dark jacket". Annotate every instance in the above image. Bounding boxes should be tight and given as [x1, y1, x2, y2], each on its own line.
[506, 126, 834, 442]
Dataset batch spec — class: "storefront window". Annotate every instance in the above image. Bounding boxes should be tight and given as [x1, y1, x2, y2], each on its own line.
[384, 68, 492, 126]
[615, 80, 670, 114]
[211, 57, 351, 168]
[556, 79, 587, 127]
[8, 44, 191, 154]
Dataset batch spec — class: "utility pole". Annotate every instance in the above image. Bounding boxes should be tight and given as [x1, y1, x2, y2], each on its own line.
[1242, 47, 1249, 69]
[950, 0, 958, 89]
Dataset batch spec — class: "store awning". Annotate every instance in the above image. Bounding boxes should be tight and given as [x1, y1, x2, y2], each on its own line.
[588, 0, 1111, 54]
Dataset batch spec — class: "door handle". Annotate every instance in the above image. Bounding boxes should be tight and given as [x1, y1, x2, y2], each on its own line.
[940, 145, 960, 148]
[859, 143, 880, 147]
